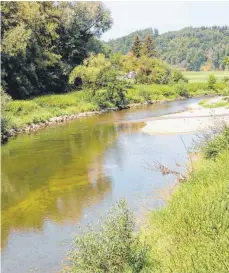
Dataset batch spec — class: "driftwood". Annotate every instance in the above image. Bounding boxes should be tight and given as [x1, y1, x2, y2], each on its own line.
[143, 160, 186, 183]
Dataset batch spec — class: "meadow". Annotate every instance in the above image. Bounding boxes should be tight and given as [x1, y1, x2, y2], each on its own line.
[183, 71, 229, 83]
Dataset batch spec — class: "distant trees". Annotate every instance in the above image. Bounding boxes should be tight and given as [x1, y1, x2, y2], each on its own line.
[107, 26, 229, 71]
[141, 34, 157, 58]
[131, 34, 157, 58]
[131, 35, 142, 58]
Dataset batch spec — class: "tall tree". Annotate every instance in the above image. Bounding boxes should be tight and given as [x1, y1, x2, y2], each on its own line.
[1, 1, 112, 99]
[131, 35, 142, 58]
[141, 34, 157, 58]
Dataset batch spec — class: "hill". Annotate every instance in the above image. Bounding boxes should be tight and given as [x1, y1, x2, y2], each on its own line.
[106, 26, 229, 71]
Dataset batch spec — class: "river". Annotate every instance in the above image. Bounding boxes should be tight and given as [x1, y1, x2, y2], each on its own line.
[1, 97, 202, 273]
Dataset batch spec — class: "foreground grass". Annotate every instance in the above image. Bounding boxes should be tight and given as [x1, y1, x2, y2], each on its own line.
[143, 136, 229, 272]
[183, 71, 229, 83]
[5, 82, 228, 131]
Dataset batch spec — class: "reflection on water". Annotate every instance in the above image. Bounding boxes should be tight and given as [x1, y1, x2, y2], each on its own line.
[1, 97, 202, 273]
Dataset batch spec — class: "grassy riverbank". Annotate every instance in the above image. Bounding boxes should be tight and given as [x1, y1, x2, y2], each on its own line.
[3, 82, 228, 139]
[143, 127, 229, 272]
[65, 126, 229, 273]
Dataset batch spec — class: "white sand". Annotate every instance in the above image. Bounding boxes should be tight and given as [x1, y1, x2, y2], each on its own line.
[142, 98, 229, 134]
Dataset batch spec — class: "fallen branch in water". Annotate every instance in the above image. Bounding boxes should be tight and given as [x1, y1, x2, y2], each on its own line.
[143, 160, 186, 183]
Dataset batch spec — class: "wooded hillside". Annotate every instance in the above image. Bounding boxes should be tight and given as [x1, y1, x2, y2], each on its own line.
[106, 26, 229, 71]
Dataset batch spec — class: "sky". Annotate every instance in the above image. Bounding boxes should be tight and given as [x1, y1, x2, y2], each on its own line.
[102, 1, 229, 41]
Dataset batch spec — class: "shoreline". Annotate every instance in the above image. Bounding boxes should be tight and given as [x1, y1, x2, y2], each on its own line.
[2, 97, 188, 143]
[2, 94, 219, 143]
[141, 100, 229, 134]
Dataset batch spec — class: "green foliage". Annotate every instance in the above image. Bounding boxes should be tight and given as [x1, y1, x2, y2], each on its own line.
[141, 35, 157, 58]
[118, 54, 185, 84]
[203, 126, 229, 159]
[1, 2, 112, 99]
[65, 199, 148, 273]
[69, 54, 115, 89]
[174, 83, 189, 98]
[1, 88, 12, 142]
[207, 74, 217, 89]
[6, 100, 40, 115]
[144, 136, 229, 273]
[107, 26, 229, 71]
[131, 35, 142, 58]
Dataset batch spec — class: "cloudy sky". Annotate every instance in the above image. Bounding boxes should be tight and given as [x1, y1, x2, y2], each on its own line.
[102, 1, 229, 41]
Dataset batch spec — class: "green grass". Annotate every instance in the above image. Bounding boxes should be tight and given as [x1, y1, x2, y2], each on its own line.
[126, 82, 224, 104]
[4, 82, 227, 131]
[142, 130, 229, 273]
[5, 91, 99, 128]
[183, 71, 229, 83]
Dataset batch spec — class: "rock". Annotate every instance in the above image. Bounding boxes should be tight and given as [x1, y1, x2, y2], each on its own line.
[124, 71, 136, 79]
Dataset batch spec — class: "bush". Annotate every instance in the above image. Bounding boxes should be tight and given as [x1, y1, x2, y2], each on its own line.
[69, 54, 116, 90]
[174, 83, 189, 98]
[203, 126, 229, 159]
[65, 199, 149, 273]
[207, 74, 217, 89]
[1, 88, 11, 142]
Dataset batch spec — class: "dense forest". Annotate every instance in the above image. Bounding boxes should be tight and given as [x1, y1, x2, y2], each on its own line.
[106, 26, 229, 71]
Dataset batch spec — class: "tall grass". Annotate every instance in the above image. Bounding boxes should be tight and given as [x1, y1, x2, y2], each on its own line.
[5, 91, 98, 128]
[143, 128, 229, 273]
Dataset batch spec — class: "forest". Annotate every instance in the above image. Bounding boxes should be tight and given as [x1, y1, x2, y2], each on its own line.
[107, 26, 229, 71]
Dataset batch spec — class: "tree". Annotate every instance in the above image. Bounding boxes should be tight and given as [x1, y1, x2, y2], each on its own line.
[141, 34, 157, 58]
[131, 35, 142, 58]
[207, 74, 217, 89]
[1, 1, 113, 99]
[224, 56, 229, 69]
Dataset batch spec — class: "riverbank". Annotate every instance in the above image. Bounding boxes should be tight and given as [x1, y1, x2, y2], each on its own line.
[2, 82, 227, 143]
[142, 97, 229, 134]
[141, 127, 229, 273]
[64, 126, 229, 273]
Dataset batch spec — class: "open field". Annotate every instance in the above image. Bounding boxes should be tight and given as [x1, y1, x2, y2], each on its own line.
[183, 71, 229, 83]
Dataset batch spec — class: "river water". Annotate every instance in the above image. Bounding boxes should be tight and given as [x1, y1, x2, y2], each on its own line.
[1, 97, 202, 273]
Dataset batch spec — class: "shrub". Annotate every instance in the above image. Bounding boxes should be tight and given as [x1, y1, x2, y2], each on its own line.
[207, 74, 217, 89]
[1, 88, 11, 142]
[69, 54, 116, 90]
[174, 83, 190, 98]
[65, 199, 149, 273]
[203, 126, 229, 159]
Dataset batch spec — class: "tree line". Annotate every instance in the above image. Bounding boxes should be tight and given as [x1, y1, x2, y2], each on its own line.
[106, 26, 229, 71]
